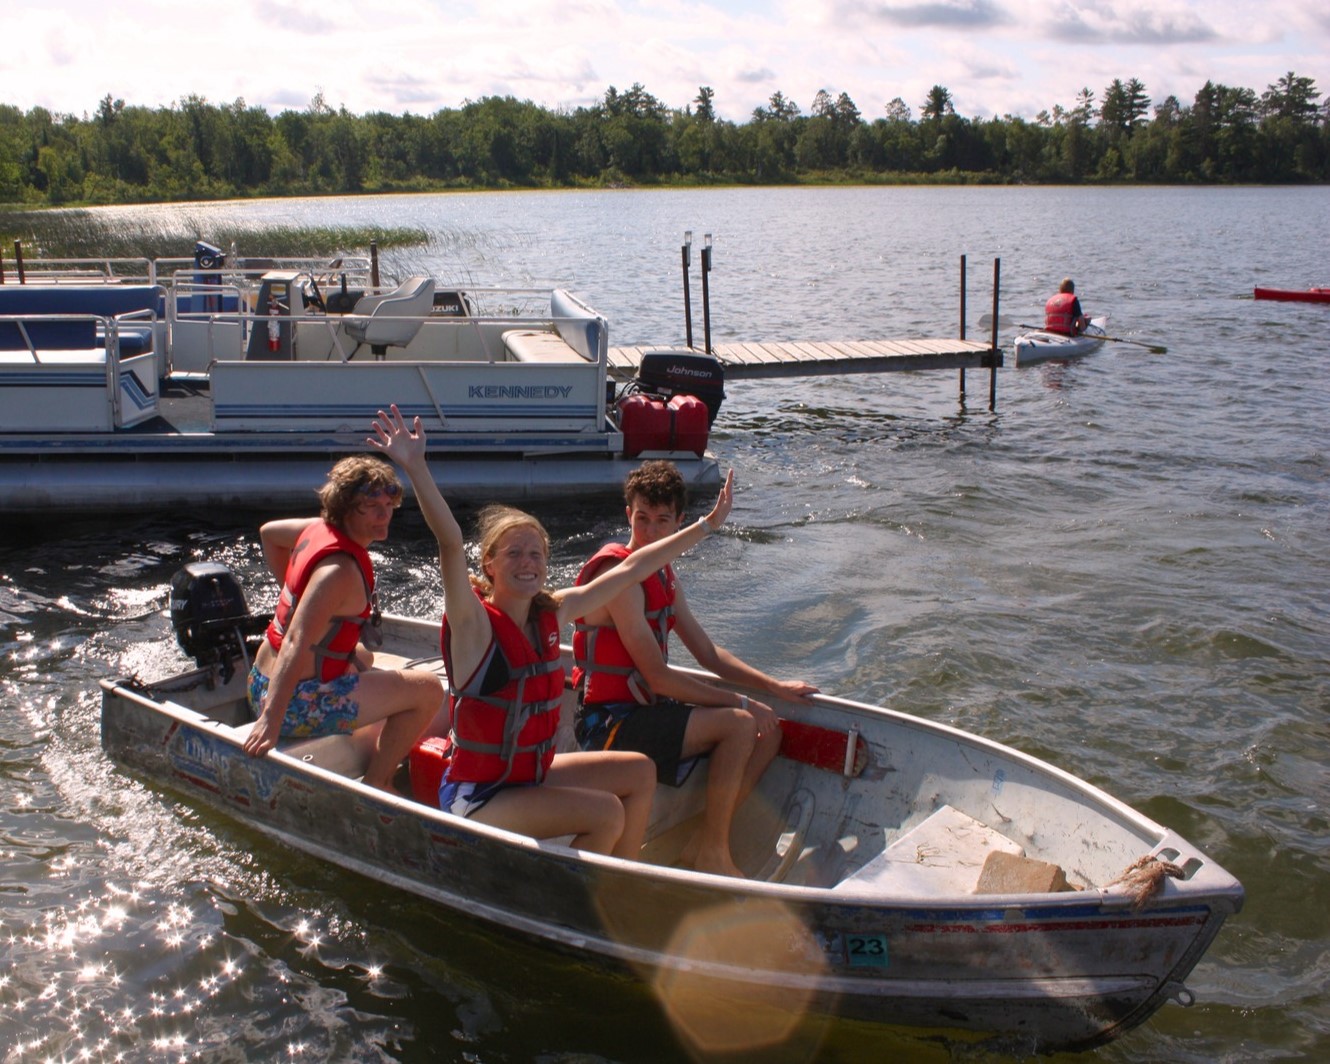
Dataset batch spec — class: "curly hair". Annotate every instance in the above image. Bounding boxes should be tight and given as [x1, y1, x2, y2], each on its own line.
[318, 455, 403, 527]
[623, 459, 687, 516]
[471, 504, 558, 613]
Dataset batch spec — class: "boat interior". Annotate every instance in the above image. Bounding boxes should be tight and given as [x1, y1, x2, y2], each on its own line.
[124, 612, 1194, 902]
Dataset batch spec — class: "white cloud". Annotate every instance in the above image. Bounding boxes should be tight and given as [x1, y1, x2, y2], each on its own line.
[0, 0, 1323, 124]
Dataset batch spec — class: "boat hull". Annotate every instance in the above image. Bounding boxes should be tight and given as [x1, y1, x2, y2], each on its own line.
[0, 441, 718, 515]
[99, 615, 1243, 1053]
[1253, 286, 1330, 304]
[1013, 318, 1109, 366]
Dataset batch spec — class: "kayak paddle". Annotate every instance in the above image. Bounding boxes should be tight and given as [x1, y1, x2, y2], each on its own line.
[1017, 325, 1167, 355]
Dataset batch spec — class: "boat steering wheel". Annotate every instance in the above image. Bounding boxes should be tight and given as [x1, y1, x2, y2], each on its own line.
[304, 273, 327, 312]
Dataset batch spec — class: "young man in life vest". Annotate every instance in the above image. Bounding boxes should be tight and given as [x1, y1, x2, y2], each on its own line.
[243, 454, 446, 791]
[571, 460, 819, 878]
[1044, 278, 1090, 336]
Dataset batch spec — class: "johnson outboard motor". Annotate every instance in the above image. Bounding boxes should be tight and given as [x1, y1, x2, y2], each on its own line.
[616, 350, 726, 458]
[169, 562, 270, 682]
[634, 350, 726, 425]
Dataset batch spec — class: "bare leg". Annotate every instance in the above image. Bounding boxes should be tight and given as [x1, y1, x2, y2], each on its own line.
[545, 751, 657, 858]
[678, 706, 758, 877]
[736, 716, 783, 809]
[470, 780, 626, 855]
[353, 668, 446, 791]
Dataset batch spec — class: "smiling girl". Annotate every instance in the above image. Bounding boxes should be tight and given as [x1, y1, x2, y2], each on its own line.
[370, 405, 733, 858]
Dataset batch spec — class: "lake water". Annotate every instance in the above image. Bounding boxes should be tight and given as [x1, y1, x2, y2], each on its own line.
[3, 186, 1328, 1062]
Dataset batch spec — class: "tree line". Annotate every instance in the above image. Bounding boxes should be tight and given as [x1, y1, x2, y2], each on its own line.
[0, 72, 1324, 206]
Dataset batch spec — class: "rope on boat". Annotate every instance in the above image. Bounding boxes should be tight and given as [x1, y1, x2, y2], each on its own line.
[403, 654, 447, 673]
[1110, 854, 1186, 909]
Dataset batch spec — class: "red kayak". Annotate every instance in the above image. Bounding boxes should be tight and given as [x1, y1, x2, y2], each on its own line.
[1254, 286, 1330, 304]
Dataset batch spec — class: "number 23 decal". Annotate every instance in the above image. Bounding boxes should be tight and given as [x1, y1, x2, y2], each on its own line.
[845, 934, 888, 967]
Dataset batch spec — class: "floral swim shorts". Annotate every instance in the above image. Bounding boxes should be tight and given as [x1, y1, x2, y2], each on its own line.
[247, 664, 361, 737]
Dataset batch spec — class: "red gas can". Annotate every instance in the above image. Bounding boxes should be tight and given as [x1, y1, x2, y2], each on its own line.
[667, 394, 709, 456]
[408, 735, 454, 806]
[618, 393, 710, 457]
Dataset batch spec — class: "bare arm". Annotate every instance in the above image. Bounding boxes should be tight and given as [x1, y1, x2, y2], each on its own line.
[259, 517, 318, 582]
[553, 469, 735, 626]
[603, 584, 750, 707]
[367, 405, 490, 671]
[243, 558, 360, 757]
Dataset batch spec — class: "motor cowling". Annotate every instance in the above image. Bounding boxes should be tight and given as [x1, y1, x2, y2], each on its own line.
[169, 562, 269, 679]
[635, 350, 725, 425]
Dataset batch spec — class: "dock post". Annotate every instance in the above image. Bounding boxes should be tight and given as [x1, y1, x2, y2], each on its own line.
[989, 257, 1001, 411]
[682, 231, 694, 349]
[370, 241, 380, 289]
[701, 233, 713, 355]
[14, 240, 25, 284]
[958, 254, 967, 401]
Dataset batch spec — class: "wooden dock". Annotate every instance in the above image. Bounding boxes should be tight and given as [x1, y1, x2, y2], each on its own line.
[608, 338, 1000, 380]
[608, 337, 1004, 406]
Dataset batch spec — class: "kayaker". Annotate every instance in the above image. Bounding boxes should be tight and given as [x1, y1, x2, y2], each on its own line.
[1045, 278, 1090, 336]
[370, 404, 738, 860]
[243, 454, 446, 792]
[570, 460, 819, 878]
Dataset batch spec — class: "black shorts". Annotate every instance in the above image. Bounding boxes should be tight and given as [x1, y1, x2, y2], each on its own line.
[577, 698, 701, 787]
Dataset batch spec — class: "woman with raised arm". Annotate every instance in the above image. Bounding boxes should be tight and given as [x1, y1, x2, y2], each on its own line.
[369, 405, 734, 859]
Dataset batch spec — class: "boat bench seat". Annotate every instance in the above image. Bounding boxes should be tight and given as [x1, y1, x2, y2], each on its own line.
[502, 329, 588, 363]
[0, 284, 161, 354]
[280, 732, 373, 779]
[0, 349, 108, 365]
[834, 804, 1024, 896]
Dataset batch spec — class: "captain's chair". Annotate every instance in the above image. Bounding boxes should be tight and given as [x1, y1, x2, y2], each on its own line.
[342, 276, 436, 359]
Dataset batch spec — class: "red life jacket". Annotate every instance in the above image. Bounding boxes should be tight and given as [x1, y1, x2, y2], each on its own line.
[442, 595, 564, 784]
[265, 521, 376, 682]
[1044, 292, 1080, 336]
[570, 542, 676, 704]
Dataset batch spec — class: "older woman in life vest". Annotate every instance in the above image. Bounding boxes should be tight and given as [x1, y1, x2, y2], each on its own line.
[370, 404, 735, 859]
[243, 453, 445, 791]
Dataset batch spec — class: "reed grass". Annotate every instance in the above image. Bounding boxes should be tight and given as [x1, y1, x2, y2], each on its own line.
[0, 209, 430, 261]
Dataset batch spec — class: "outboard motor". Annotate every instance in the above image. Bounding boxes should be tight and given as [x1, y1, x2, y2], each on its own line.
[634, 350, 726, 425]
[169, 562, 269, 682]
[192, 241, 226, 314]
[615, 350, 726, 459]
[193, 241, 225, 271]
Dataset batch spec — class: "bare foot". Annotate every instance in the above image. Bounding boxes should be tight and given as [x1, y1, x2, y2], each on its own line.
[693, 848, 746, 879]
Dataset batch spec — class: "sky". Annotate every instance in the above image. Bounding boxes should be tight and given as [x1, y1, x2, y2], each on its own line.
[3, 0, 1326, 125]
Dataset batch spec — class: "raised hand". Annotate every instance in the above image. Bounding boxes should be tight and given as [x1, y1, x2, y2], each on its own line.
[367, 404, 426, 469]
[702, 469, 735, 531]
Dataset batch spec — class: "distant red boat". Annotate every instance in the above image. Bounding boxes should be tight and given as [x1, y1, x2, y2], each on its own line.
[1253, 286, 1330, 304]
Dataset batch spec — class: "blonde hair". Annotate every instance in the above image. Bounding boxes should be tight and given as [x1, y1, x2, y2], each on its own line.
[472, 504, 558, 613]
[318, 455, 402, 526]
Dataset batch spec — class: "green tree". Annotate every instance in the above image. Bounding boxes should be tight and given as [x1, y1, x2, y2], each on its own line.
[1260, 71, 1320, 122]
[693, 86, 716, 123]
[921, 85, 954, 121]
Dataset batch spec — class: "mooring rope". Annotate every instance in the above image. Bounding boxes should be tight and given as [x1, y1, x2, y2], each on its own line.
[1110, 853, 1186, 909]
